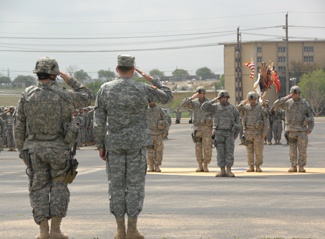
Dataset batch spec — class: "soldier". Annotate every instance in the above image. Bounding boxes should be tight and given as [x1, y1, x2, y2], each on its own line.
[93, 55, 172, 239]
[181, 86, 213, 172]
[72, 109, 84, 149]
[146, 101, 168, 172]
[201, 90, 240, 177]
[0, 117, 4, 152]
[263, 100, 273, 145]
[3, 106, 16, 151]
[162, 108, 171, 140]
[14, 57, 92, 239]
[174, 108, 181, 124]
[271, 107, 285, 145]
[273, 85, 314, 172]
[237, 91, 269, 172]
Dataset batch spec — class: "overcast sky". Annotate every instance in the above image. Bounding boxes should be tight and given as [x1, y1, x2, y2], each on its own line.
[0, 0, 325, 79]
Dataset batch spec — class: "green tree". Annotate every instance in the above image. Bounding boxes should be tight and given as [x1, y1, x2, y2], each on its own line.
[215, 74, 225, 90]
[74, 69, 90, 83]
[12, 75, 36, 87]
[0, 76, 11, 84]
[85, 81, 103, 100]
[97, 70, 115, 81]
[172, 69, 189, 80]
[149, 69, 165, 78]
[298, 69, 325, 116]
[290, 61, 319, 80]
[195, 67, 214, 79]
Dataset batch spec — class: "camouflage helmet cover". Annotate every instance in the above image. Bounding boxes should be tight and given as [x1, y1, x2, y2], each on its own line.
[117, 55, 135, 67]
[33, 57, 60, 75]
[247, 91, 258, 100]
[196, 86, 206, 93]
[290, 85, 302, 94]
[217, 90, 230, 99]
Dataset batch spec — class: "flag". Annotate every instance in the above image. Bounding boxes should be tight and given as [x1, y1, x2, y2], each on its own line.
[272, 70, 281, 93]
[245, 60, 255, 80]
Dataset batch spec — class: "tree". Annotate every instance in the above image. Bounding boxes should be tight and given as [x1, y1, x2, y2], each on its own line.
[0, 76, 11, 84]
[172, 69, 189, 79]
[98, 70, 115, 81]
[66, 65, 78, 77]
[298, 69, 325, 116]
[149, 69, 165, 78]
[13, 75, 36, 87]
[196, 67, 214, 80]
[74, 69, 90, 83]
[290, 61, 319, 80]
[215, 74, 225, 90]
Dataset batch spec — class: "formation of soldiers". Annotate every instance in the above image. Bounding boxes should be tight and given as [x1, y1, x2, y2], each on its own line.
[0, 106, 16, 152]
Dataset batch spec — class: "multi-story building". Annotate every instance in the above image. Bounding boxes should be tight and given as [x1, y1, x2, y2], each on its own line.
[221, 40, 325, 105]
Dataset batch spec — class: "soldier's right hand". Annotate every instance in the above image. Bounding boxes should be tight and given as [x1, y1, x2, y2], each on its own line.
[59, 71, 71, 83]
[99, 149, 106, 161]
[191, 93, 198, 99]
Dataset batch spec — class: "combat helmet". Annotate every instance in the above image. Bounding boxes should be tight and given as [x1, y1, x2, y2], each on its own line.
[247, 91, 258, 100]
[196, 86, 206, 94]
[217, 90, 230, 99]
[33, 57, 60, 75]
[290, 85, 302, 94]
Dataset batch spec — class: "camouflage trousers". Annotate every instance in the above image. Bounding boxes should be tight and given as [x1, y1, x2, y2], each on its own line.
[195, 129, 212, 164]
[106, 147, 147, 218]
[288, 131, 308, 167]
[28, 146, 70, 224]
[272, 121, 283, 141]
[147, 134, 164, 167]
[6, 127, 16, 148]
[266, 122, 273, 142]
[245, 133, 264, 166]
[214, 130, 235, 167]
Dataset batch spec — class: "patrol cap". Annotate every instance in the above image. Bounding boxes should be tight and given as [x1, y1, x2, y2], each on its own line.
[217, 90, 230, 99]
[117, 55, 135, 67]
[196, 86, 206, 93]
[290, 85, 302, 94]
[247, 91, 258, 100]
[33, 57, 60, 75]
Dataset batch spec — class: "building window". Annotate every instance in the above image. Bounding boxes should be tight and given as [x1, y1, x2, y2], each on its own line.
[278, 56, 286, 62]
[257, 67, 261, 73]
[278, 66, 286, 73]
[257, 47, 262, 53]
[278, 46, 286, 53]
[304, 46, 314, 52]
[303, 56, 314, 62]
[257, 57, 262, 63]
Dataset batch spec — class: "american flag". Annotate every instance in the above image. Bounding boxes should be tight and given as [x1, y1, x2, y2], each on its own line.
[245, 60, 255, 80]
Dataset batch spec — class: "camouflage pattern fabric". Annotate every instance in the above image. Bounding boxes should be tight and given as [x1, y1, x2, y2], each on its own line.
[93, 76, 172, 218]
[5, 113, 16, 148]
[0, 118, 4, 151]
[202, 100, 240, 167]
[271, 109, 285, 141]
[273, 97, 314, 167]
[14, 77, 92, 224]
[181, 97, 213, 164]
[237, 103, 269, 166]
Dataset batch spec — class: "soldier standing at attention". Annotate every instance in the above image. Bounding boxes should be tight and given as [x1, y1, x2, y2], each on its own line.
[181, 86, 213, 172]
[93, 55, 172, 239]
[14, 57, 92, 239]
[237, 92, 269, 172]
[273, 86, 314, 172]
[201, 90, 240, 177]
[146, 101, 168, 172]
[271, 106, 285, 145]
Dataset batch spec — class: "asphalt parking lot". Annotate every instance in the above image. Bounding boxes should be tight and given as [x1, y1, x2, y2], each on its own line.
[1, 118, 324, 239]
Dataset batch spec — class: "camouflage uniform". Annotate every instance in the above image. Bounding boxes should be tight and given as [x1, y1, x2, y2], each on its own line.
[273, 86, 314, 171]
[162, 109, 171, 139]
[237, 92, 269, 171]
[72, 111, 84, 148]
[3, 108, 16, 150]
[271, 107, 285, 144]
[201, 91, 240, 176]
[174, 108, 181, 124]
[263, 103, 273, 144]
[146, 103, 167, 172]
[0, 117, 4, 151]
[14, 57, 92, 226]
[93, 55, 172, 220]
[181, 87, 213, 171]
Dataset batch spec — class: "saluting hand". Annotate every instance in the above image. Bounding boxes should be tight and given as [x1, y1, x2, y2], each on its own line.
[135, 68, 153, 81]
[59, 71, 71, 83]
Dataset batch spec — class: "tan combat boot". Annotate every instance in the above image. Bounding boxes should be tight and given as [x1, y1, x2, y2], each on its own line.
[126, 217, 144, 239]
[246, 165, 255, 172]
[215, 167, 226, 177]
[203, 162, 209, 172]
[288, 166, 297, 172]
[155, 165, 161, 172]
[147, 164, 154, 172]
[115, 217, 126, 239]
[226, 166, 235, 177]
[36, 219, 49, 239]
[196, 163, 204, 172]
[299, 166, 306, 173]
[255, 165, 262, 172]
[49, 217, 68, 239]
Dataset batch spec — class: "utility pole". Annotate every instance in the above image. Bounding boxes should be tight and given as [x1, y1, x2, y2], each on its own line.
[285, 13, 289, 95]
[235, 27, 243, 104]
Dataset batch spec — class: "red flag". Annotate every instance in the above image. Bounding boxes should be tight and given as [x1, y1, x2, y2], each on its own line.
[272, 71, 281, 93]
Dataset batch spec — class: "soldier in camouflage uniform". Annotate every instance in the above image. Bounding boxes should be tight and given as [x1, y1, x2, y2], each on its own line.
[3, 106, 16, 151]
[0, 117, 4, 152]
[237, 92, 269, 172]
[146, 101, 168, 172]
[162, 108, 171, 140]
[14, 57, 92, 239]
[273, 85, 314, 172]
[263, 100, 273, 145]
[271, 107, 285, 145]
[201, 90, 240, 177]
[93, 55, 172, 239]
[72, 109, 84, 149]
[181, 86, 213, 172]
